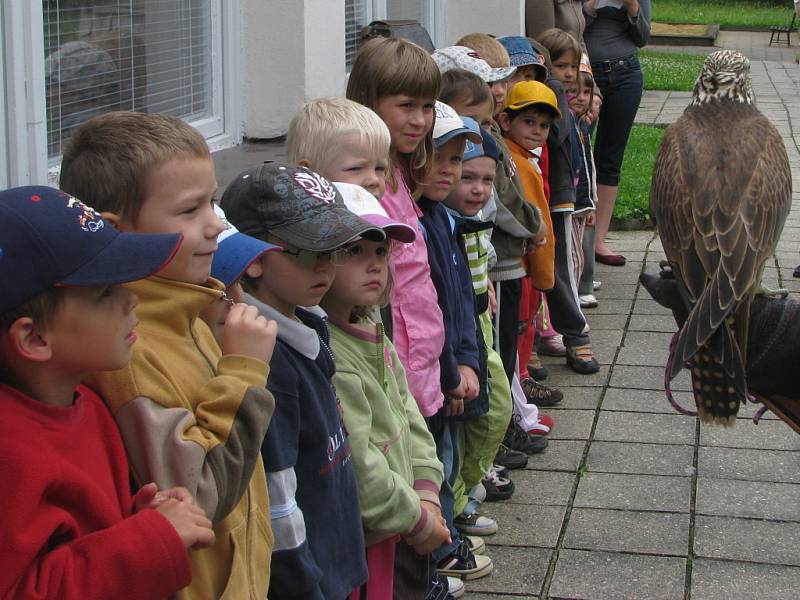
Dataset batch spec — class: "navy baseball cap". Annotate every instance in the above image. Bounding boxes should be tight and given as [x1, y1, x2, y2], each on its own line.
[221, 162, 385, 252]
[0, 186, 181, 314]
[210, 204, 279, 286]
[463, 120, 500, 163]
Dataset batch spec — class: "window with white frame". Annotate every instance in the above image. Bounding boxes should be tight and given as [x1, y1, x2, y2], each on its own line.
[42, 0, 216, 159]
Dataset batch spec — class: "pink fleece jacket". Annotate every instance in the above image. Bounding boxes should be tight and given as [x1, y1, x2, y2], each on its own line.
[380, 169, 445, 417]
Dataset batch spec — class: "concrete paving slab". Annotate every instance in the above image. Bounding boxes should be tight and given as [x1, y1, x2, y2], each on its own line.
[467, 545, 550, 596]
[696, 477, 800, 522]
[691, 558, 800, 600]
[698, 446, 800, 484]
[616, 340, 670, 367]
[594, 283, 639, 300]
[574, 472, 691, 513]
[543, 409, 595, 441]
[631, 298, 675, 316]
[544, 386, 602, 410]
[549, 549, 686, 600]
[525, 439, 585, 473]
[584, 298, 634, 315]
[586, 313, 630, 330]
[481, 503, 566, 548]
[545, 364, 610, 388]
[694, 515, 800, 567]
[609, 365, 690, 391]
[699, 419, 800, 451]
[504, 470, 575, 506]
[587, 441, 695, 477]
[627, 314, 678, 333]
[593, 411, 697, 445]
[563, 508, 690, 556]
[601, 387, 686, 414]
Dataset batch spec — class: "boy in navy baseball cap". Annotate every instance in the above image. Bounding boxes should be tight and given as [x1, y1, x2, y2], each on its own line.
[0, 186, 216, 599]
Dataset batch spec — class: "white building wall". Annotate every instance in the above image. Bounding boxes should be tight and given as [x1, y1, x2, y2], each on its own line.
[241, 0, 345, 139]
[439, 0, 525, 45]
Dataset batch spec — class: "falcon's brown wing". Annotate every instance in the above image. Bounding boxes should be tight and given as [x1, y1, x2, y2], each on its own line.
[650, 102, 791, 421]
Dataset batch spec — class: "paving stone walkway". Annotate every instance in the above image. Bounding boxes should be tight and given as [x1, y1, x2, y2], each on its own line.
[471, 30, 800, 600]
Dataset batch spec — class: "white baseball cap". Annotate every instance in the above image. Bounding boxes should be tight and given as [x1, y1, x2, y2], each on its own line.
[432, 101, 483, 147]
[432, 45, 516, 83]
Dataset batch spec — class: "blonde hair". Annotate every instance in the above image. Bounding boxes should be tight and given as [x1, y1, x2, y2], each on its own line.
[536, 28, 580, 64]
[287, 97, 390, 176]
[346, 37, 441, 195]
[59, 111, 209, 221]
[455, 33, 510, 68]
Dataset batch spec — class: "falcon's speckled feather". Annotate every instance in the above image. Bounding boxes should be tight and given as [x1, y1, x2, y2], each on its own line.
[650, 50, 792, 425]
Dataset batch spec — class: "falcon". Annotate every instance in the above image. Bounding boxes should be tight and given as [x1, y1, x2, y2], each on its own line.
[650, 50, 792, 425]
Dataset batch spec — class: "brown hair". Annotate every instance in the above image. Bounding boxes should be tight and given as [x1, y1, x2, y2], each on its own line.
[440, 69, 493, 109]
[59, 111, 210, 222]
[455, 33, 510, 68]
[346, 37, 441, 196]
[536, 28, 580, 64]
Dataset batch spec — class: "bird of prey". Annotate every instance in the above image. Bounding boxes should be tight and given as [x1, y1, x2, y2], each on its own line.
[650, 50, 792, 425]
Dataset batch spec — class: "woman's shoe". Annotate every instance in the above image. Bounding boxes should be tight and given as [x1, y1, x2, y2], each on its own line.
[595, 252, 626, 266]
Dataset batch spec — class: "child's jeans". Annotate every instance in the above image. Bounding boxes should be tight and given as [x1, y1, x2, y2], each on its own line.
[571, 214, 588, 289]
[428, 415, 462, 562]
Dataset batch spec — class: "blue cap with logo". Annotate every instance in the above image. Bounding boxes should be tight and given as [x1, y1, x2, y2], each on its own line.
[463, 121, 501, 163]
[498, 36, 548, 81]
[0, 186, 182, 314]
[210, 204, 280, 286]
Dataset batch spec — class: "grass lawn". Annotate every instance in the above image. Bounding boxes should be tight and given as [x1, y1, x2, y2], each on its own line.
[640, 50, 706, 91]
[613, 125, 667, 222]
[653, 0, 794, 28]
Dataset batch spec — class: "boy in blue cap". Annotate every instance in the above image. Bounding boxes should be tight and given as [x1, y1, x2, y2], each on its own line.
[0, 186, 215, 599]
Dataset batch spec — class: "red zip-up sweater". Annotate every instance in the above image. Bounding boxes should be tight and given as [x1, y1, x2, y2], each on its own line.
[0, 383, 191, 599]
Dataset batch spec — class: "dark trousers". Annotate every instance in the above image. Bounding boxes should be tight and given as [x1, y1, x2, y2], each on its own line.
[592, 54, 644, 186]
[392, 540, 430, 600]
[493, 277, 522, 384]
[547, 211, 590, 348]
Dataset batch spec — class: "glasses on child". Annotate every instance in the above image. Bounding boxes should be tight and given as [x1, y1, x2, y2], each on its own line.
[280, 245, 353, 267]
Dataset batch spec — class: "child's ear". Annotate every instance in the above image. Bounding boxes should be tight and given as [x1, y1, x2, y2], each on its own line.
[100, 211, 123, 231]
[244, 259, 264, 279]
[497, 112, 511, 133]
[297, 159, 313, 169]
[6, 317, 53, 363]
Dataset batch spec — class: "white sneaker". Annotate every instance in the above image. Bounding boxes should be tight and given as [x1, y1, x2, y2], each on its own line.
[454, 511, 498, 536]
[579, 294, 598, 308]
[447, 577, 465, 598]
[593, 280, 602, 291]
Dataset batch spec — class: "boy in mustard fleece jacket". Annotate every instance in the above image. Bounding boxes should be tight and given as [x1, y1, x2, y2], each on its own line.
[59, 111, 278, 600]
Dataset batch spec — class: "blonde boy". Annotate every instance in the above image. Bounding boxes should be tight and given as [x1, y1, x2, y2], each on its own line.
[287, 96, 391, 200]
[59, 111, 278, 600]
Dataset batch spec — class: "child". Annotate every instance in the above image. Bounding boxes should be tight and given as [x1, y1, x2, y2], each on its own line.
[321, 182, 451, 600]
[536, 27, 601, 374]
[221, 163, 381, 599]
[59, 111, 278, 600]
[498, 36, 549, 85]
[453, 33, 515, 113]
[200, 204, 279, 341]
[441, 126, 517, 504]
[287, 97, 390, 201]
[569, 55, 600, 310]
[440, 69, 495, 132]
[0, 186, 214, 599]
[346, 36, 446, 421]
[418, 103, 494, 580]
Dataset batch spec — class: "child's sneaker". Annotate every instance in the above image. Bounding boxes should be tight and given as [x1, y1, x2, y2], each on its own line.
[482, 466, 515, 502]
[566, 343, 600, 374]
[503, 421, 548, 455]
[437, 539, 494, 580]
[538, 334, 566, 356]
[494, 444, 528, 470]
[593, 280, 602, 291]
[579, 293, 598, 308]
[528, 413, 554, 436]
[527, 349, 548, 381]
[521, 377, 563, 406]
[454, 511, 498, 536]
[464, 534, 486, 555]
[446, 577, 465, 599]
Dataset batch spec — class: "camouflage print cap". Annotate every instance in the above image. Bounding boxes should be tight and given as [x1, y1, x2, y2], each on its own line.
[220, 162, 385, 252]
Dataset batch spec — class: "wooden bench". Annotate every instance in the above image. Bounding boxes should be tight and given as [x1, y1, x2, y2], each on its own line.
[769, 13, 796, 47]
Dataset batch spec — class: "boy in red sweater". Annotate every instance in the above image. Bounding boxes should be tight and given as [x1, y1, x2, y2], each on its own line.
[0, 186, 214, 599]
